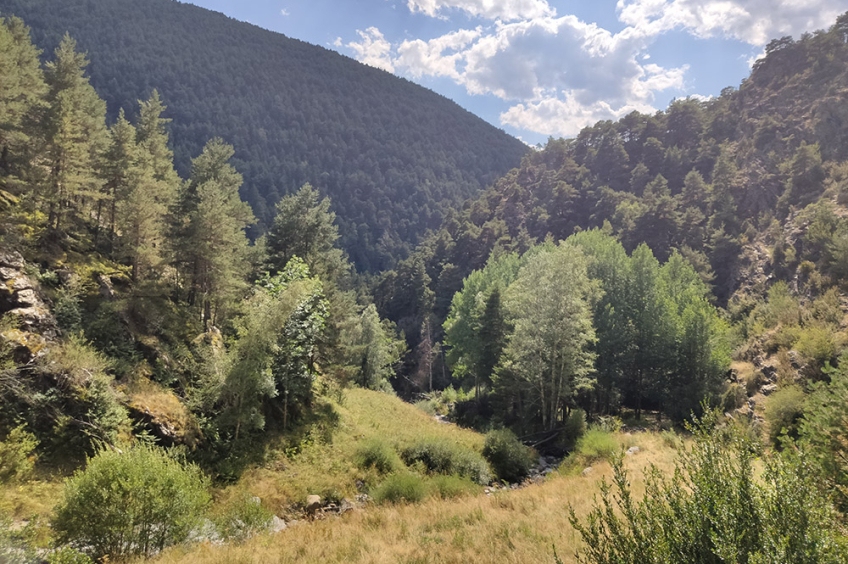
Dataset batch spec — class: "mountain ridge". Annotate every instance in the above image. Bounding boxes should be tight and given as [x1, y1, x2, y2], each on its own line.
[0, 0, 529, 271]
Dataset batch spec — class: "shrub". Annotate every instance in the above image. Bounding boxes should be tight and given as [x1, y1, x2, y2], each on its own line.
[372, 473, 427, 504]
[46, 547, 94, 564]
[482, 429, 536, 483]
[355, 438, 402, 474]
[571, 410, 845, 564]
[401, 439, 491, 485]
[574, 428, 620, 464]
[427, 474, 477, 499]
[213, 493, 273, 542]
[0, 424, 38, 483]
[561, 408, 587, 450]
[52, 444, 210, 560]
[765, 385, 806, 446]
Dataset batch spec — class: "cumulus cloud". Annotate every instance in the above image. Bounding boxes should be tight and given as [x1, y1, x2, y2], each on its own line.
[347, 27, 395, 72]
[345, 0, 844, 138]
[617, 0, 844, 45]
[406, 0, 554, 21]
[501, 95, 651, 136]
[396, 28, 482, 80]
[392, 15, 686, 136]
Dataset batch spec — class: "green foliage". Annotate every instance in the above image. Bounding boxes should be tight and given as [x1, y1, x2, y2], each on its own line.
[570, 410, 846, 564]
[28, 335, 130, 454]
[0, 510, 38, 564]
[765, 385, 806, 446]
[45, 547, 93, 564]
[212, 493, 273, 542]
[267, 183, 346, 281]
[342, 303, 404, 392]
[0, 424, 37, 483]
[482, 428, 536, 482]
[573, 428, 620, 465]
[355, 438, 402, 475]
[795, 324, 842, 379]
[52, 444, 210, 560]
[499, 243, 597, 431]
[444, 251, 522, 391]
[372, 472, 428, 504]
[801, 355, 848, 511]
[2, 0, 527, 271]
[401, 439, 491, 485]
[172, 138, 256, 329]
[427, 474, 478, 499]
[561, 408, 588, 450]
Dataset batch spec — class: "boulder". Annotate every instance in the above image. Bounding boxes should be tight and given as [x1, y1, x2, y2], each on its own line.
[305, 495, 322, 517]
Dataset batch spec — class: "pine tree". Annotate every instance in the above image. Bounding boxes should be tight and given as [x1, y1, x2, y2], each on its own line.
[42, 34, 107, 231]
[0, 16, 47, 194]
[266, 183, 345, 281]
[173, 138, 255, 329]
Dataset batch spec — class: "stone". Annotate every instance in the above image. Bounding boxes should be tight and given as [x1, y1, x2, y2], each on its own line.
[306, 494, 322, 517]
[270, 515, 287, 533]
[626, 446, 640, 456]
[582, 467, 593, 476]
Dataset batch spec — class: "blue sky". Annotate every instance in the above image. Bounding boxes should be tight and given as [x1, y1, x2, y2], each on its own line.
[186, 0, 845, 145]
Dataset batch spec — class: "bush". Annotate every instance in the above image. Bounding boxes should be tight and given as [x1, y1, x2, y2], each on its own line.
[561, 408, 587, 450]
[571, 410, 845, 564]
[52, 444, 210, 560]
[427, 474, 477, 499]
[0, 425, 38, 483]
[46, 547, 94, 564]
[401, 439, 491, 485]
[372, 473, 427, 504]
[765, 385, 806, 446]
[482, 429, 536, 483]
[573, 428, 620, 464]
[355, 438, 402, 474]
[213, 493, 273, 542]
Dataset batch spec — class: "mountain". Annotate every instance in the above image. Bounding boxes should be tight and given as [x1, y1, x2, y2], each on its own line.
[375, 13, 848, 385]
[0, 0, 528, 271]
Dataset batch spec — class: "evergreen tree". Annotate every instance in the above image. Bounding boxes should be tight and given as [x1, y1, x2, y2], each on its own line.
[173, 138, 255, 329]
[0, 16, 46, 194]
[41, 34, 107, 231]
[266, 183, 346, 281]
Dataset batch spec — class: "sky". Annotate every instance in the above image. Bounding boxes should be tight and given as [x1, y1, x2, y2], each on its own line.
[185, 0, 846, 146]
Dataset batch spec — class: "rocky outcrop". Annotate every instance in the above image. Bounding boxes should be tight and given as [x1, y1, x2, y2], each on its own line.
[0, 251, 58, 362]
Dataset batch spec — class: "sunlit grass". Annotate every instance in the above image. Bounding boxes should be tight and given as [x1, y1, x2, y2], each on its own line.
[152, 433, 678, 564]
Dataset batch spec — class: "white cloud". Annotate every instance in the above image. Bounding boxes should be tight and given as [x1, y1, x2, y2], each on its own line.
[347, 27, 395, 72]
[396, 28, 482, 80]
[406, 0, 554, 21]
[616, 0, 844, 45]
[390, 16, 686, 136]
[280, 8, 290, 16]
[501, 95, 653, 136]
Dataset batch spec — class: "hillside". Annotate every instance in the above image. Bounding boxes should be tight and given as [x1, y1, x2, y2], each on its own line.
[378, 14, 848, 388]
[0, 0, 528, 271]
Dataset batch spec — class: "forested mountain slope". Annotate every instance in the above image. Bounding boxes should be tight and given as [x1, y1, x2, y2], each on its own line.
[378, 14, 848, 393]
[0, 0, 528, 271]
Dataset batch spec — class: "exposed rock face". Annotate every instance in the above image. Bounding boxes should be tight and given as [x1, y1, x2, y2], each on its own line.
[0, 251, 58, 362]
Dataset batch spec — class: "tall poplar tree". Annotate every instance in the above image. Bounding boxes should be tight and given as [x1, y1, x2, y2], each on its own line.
[500, 244, 597, 431]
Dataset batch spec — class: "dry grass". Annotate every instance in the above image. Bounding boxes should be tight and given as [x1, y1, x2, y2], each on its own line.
[153, 433, 678, 564]
[228, 388, 485, 512]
